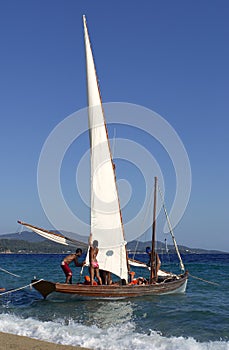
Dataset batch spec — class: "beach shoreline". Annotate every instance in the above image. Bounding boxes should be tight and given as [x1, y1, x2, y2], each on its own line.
[0, 332, 90, 350]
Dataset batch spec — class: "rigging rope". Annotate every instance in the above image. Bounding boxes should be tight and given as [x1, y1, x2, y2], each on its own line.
[0, 279, 44, 296]
[0, 266, 20, 278]
[189, 273, 219, 286]
[132, 184, 155, 260]
[158, 184, 185, 272]
[15, 222, 23, 236]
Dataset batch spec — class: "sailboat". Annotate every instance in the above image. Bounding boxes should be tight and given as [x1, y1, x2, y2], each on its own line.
[18, 16, 188, 299]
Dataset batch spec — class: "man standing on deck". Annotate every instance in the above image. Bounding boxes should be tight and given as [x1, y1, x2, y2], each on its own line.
[89, 233, 102, 285]
[146, 246, 161, 278]
[61, 249, 86, 284]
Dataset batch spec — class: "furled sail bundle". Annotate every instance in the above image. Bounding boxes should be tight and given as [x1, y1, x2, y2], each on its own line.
[17, 221, 87, 248]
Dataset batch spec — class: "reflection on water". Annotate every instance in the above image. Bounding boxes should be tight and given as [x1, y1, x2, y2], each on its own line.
[46, 299, 135, 328]
[80, 300, 135, 328]
[5, 295, 137, 329]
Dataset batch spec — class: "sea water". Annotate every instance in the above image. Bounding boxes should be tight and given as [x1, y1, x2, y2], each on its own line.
[0, 253, 228, 349]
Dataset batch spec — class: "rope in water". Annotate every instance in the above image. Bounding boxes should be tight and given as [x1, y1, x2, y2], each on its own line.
[0, 266, 20, 278]
[189, 273, 219, 286]
[0, 279, 44, 296]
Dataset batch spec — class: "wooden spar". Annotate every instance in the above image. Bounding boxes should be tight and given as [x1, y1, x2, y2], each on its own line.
[17, 220, 88, 248]
[150, 177, 157, 283]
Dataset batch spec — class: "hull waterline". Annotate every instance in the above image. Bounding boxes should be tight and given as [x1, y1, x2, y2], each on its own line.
[31, 272, 188, 299]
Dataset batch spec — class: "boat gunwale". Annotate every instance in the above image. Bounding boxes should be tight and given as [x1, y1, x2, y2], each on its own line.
[32, 272, 188, 298]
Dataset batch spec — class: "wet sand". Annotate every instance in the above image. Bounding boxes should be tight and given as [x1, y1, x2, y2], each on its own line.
[0, 332, 90, 350]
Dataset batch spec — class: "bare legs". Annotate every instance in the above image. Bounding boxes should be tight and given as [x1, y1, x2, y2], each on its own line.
[89, 266, 102, 285]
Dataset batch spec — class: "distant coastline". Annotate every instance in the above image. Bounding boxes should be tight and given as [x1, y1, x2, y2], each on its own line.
[0, 231, 227, 255]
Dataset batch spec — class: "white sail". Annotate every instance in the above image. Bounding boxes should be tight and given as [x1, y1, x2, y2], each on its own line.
[83, 16, 128, 281]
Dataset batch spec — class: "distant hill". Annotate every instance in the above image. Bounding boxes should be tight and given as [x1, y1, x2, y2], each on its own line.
[127, 240, 225, 254]
[0, 230, 88, 243]
[0, 230, 87, 254]
[0, 231, 226, 254]
[0, 231, 45, 242]
[0, 238, 78, 254]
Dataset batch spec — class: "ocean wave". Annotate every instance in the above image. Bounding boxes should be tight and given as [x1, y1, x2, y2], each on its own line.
[0, 313, 228, 350]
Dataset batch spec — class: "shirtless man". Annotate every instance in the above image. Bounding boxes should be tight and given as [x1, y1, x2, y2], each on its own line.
[61, 248, 85, 284]
[89, 233, 102, 285]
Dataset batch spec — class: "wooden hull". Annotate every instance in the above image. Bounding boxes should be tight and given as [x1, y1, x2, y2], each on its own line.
[31, 272, 188, 299]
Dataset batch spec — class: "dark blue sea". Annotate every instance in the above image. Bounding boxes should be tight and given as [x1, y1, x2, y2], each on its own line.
[0, 253, 228, 349]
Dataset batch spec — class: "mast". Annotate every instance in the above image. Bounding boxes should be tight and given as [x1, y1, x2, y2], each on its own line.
[150, 176, 157, 283]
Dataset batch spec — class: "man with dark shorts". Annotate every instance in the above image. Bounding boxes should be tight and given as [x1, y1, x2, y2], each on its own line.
[61, 248, 86, 284]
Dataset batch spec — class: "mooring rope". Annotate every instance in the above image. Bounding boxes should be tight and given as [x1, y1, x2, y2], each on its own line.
[189, 273, 219, 286]
[0, 279, 44, 296]
[0, 266, 21, 278]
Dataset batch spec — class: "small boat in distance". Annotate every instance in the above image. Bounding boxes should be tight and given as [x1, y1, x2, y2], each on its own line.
[18, 16, 188, 299]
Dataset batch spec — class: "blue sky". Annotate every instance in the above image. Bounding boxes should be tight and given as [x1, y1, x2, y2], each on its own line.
[0, 1, 228, 252]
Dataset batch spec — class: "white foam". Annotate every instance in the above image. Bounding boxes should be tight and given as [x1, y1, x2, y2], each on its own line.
[0, 313, 228, 350]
